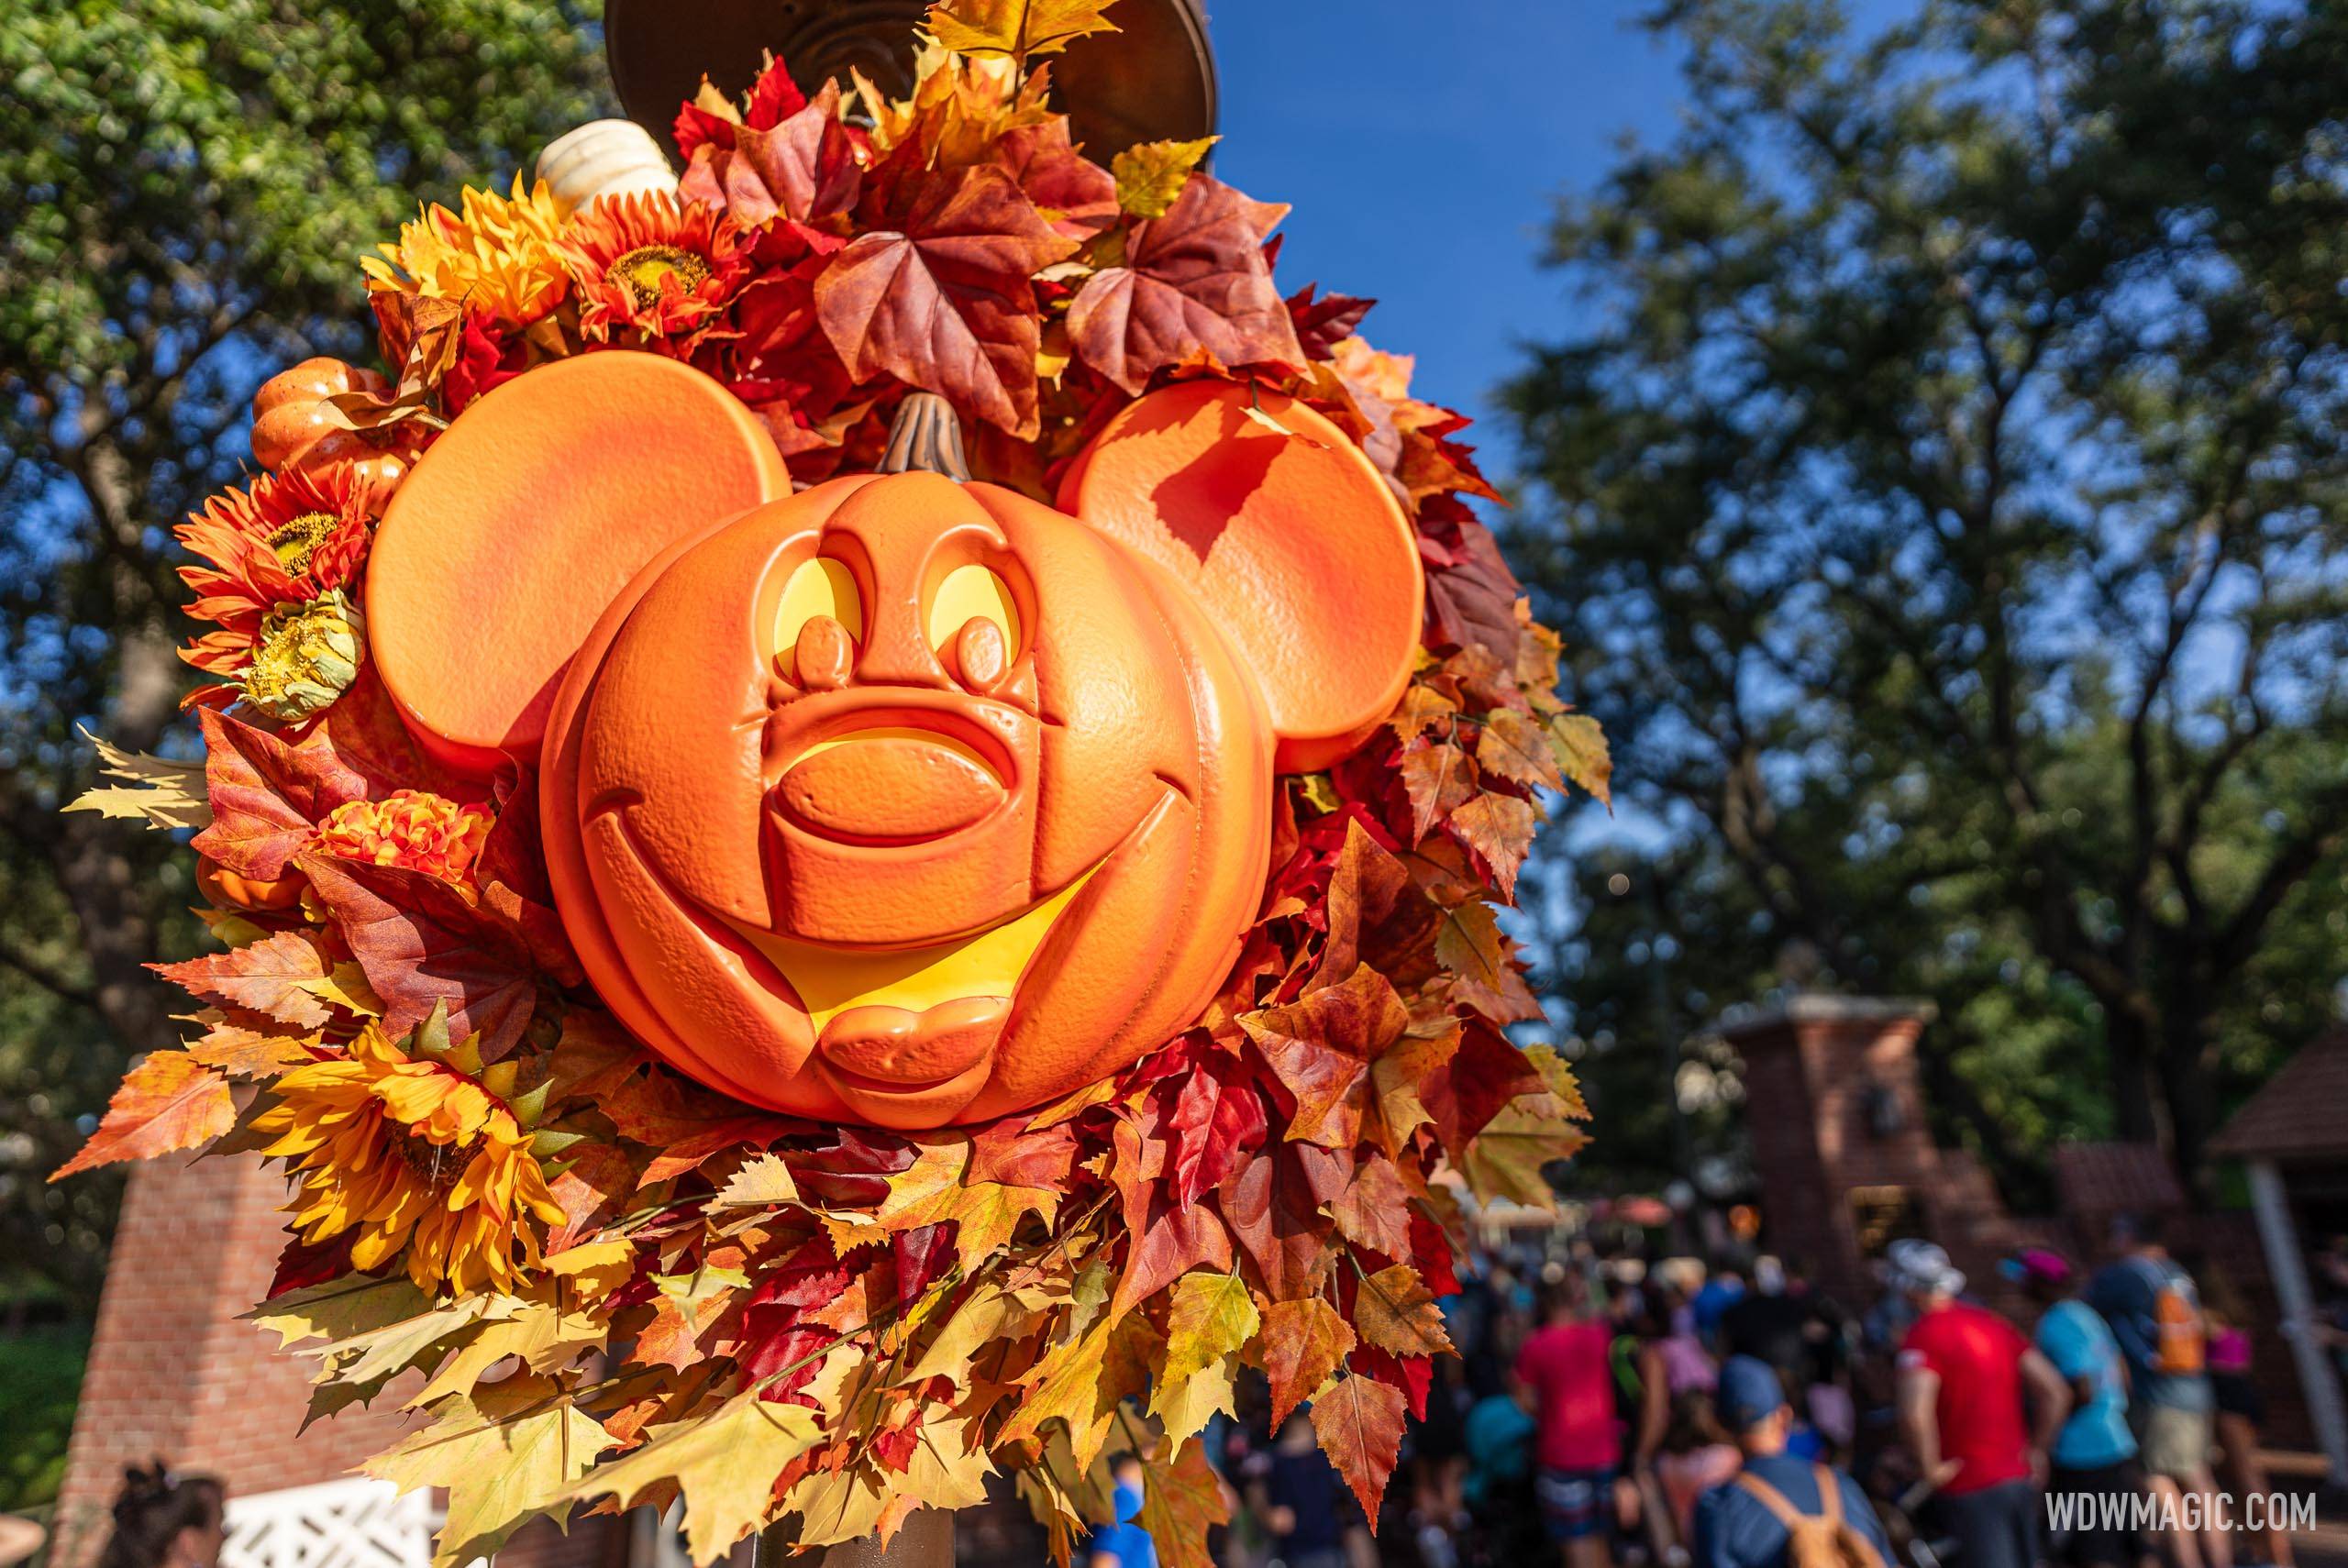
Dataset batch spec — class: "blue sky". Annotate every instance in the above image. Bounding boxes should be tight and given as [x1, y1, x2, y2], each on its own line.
[1211, 2, 1690, 442]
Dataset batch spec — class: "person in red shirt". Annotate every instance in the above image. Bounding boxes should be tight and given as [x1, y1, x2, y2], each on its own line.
[1515, 1273, 1623, 1568]
[1890, 1241, 2070, 1568]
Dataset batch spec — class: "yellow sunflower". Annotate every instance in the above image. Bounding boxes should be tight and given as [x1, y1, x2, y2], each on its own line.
[361, 175, 570, 332]
[255, 1022, 564, 1294]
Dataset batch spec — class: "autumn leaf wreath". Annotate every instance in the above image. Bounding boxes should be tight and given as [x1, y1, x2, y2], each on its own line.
[61, 8, 1608, 1562]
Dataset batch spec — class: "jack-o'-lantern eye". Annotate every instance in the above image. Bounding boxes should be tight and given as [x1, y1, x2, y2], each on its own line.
[775, 557, 863, 664]
[925, 564, 1021, 666]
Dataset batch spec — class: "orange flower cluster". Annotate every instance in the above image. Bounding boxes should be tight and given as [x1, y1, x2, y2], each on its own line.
[315, 790, 493, 886]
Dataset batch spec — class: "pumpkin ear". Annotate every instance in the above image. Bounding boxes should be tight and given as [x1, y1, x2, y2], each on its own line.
[1060, 381, 1423, 773]
[365, 351, 790, 775]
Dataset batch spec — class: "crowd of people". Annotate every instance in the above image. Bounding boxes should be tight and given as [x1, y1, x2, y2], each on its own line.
[1150, 1214, 2310, 1568]
[67, 1218, 2321, 1568]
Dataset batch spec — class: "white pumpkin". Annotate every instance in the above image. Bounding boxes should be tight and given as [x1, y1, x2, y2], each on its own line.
[536, 120, 677, 214]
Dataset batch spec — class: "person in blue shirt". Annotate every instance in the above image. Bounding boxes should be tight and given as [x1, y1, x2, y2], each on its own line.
[2007, 1249, 2143, 1568]
[1086, 1452, 1157, 1568]
[1690, 1357, 1891, 1568]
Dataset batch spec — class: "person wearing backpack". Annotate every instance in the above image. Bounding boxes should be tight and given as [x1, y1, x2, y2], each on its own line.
[1690, 1356, 1892, 1568]
[2086, 1214, 2230, 1568]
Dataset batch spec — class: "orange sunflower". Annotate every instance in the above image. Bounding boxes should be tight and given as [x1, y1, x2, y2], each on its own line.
[254, 1022, 564, 1294]
[558, 191, 749, 341]
[176, 464, 379, 680]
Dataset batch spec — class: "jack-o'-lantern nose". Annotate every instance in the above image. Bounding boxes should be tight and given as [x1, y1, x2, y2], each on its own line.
[792, 614, 854, 690]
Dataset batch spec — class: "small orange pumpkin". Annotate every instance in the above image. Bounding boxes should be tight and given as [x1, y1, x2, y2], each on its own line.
[366, 353, 1423, 1128]
[251, 358, 412, 489]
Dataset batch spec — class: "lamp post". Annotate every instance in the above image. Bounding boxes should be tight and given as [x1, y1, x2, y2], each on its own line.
[600, 0, 1216, 160]
[593, 8, 1221, 1565]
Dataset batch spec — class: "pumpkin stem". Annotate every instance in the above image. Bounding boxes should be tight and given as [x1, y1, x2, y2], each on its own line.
[879, 392, 971, 482]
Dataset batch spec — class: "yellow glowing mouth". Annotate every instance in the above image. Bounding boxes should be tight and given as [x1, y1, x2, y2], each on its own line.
[741, 864, 1101, 1032]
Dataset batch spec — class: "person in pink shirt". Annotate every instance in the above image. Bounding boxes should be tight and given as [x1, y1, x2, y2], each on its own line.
[1516, 1274, 1624, 1568]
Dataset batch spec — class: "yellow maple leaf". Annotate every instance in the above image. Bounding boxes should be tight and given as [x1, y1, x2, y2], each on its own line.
[1157, 1271, 1257, 1389]
[926, 0, 1120, 60]
[1112, 137, 1219, 218]
[1153, 1349, 1239, 1447]
[570, 1394, 823, 1565]
[710, 1152, 801, 1209]
[1353, 1264, 1455, 1359]
[904, 1280, 1039, 1384]
[413, 1293, 606, 1405]
[897, 1406, 996, 1512]
[1461, 1048, 1591, 1208]
[996, 1316, 1116, 1467]
[785, 1461, 893, 1548]
[246, 1274, 432, 1350]
[366, 1377, 614, 1567]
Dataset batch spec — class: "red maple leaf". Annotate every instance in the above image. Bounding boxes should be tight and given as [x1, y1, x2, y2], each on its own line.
[190, 707, 371, 879]
[298, 853, 539, 1059]
[814, 165, 1074, 436]
[1420, 1017, 1545, 1149]
[1215, 1142, 1346, 1303]
[1309, 1376, 1406, 1526]
[1287, 282, 1375, 360]
[1420, 502, 1528, 660]
[1066, 172, 1306, 394]
[969, 1116, 1080, 1187]
[1108, 1117, 1234, 1320]
[1162, 1042, 1268, 1209]
[739, 1235, 857, 1402]
[681, 81, 861, 230]
[991, 119, 1117, 241]
[1240, 965, 1411, 1148]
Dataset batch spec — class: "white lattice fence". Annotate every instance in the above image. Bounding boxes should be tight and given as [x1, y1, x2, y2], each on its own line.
[221, 1478, 434, 1568]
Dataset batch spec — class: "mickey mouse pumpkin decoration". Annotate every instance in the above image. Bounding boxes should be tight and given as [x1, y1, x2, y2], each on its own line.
[366, 351, 1423, 1127]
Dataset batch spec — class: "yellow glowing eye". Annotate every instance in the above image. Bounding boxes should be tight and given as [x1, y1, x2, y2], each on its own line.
[926, 564, 1020, 660]
[775, 557, 863, 658]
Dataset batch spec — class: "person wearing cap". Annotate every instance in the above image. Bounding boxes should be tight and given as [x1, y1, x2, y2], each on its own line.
[1890, 1239, 2070, 1568]
[2007, 1247, 2143, 1568]
[1689, 1355, 1890, 1568]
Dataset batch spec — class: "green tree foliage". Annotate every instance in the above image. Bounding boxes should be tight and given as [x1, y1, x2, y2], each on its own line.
[0, 0, 609, 1307]
[1507, 0, 2348, 1195]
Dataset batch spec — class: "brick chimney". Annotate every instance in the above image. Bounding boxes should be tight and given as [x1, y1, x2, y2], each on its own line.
[1717, 997, 2016, 1307]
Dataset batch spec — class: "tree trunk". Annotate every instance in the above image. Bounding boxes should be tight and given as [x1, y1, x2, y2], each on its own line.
[2102, 1007, 2162, 1148]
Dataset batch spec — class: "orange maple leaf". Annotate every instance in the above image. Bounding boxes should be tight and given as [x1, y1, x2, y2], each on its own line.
[52, 1052, 235, 1180]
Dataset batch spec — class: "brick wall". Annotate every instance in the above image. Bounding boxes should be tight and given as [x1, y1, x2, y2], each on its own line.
[54, 1150, 637, 1568]
[49, 1152, 416, 1568]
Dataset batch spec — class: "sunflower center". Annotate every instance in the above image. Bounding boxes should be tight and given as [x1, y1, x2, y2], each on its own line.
[606, 245, 711, 310]
[388, 1126, 467, 1197]
[264, 511, 338, 575]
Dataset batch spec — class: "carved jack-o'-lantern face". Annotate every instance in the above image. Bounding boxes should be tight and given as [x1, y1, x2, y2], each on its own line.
[367, 352, 1422, 1128]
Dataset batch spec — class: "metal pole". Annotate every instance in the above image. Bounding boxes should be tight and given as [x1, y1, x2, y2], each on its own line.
[2246, 1158, 2348, 1489]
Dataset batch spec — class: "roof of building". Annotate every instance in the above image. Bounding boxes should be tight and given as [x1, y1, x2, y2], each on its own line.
[2051, 1141, 2185, 1216]
[2209, 1032, 2348, 1165]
